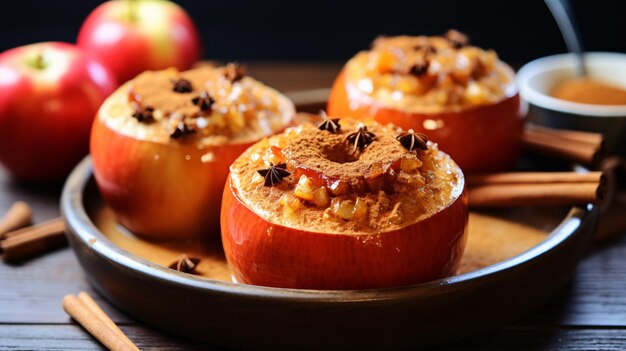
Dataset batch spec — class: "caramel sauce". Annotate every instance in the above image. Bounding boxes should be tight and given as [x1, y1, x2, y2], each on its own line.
[92, 205, 553, 280]
[551, 78, 626, 105]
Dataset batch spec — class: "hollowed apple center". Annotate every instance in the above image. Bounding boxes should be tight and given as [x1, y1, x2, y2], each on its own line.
[283, 125, 407, 184]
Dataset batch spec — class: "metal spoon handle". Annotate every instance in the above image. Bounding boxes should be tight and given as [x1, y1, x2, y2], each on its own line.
[545, 0, 587, 76]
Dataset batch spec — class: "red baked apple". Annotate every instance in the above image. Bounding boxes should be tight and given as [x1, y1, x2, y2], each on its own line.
[221, 118, 468, 289]
[91, 65, 295, 240]
[327, 33, 526, 173]
[77, 0, 201, 83]
[0, 42, 117, 182]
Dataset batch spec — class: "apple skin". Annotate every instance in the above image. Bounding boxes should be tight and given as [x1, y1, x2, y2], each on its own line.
[77, 0, 201, 83]
[328, 70, 526, 173]
[0, 42, 117, 182]
[221, 177, 469, 290]
[91, 116, 253, 240]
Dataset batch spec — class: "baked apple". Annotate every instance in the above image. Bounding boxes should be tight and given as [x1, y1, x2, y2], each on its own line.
[91, 64, 295, 240]
[222, 117, 468, 289]
[328, 31, 525, 172]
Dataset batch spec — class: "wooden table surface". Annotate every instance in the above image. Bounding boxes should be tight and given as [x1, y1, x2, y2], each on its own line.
[1, 63, 626, 350]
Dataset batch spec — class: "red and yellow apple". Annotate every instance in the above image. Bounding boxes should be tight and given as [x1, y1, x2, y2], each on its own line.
[91, 120, 252, 239]
[328, 70, 526, 173]
[77, 0, 201, 83]
[90, 69, 295, 240]
[0, 42, 117, 182]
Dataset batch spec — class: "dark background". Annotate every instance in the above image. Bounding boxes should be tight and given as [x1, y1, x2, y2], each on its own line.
[1, 0, 625, 65]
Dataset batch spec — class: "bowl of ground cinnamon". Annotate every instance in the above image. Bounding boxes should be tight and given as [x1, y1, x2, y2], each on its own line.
[517, 52, 626, 155]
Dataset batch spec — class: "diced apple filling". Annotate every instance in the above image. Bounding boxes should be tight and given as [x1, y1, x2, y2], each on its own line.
[331, 197, 368, 221]
[328, 180, 349, 196]
[264, 145, 286, 165]
[279, 193, 304, 211]
[293, 175, 330, 207]
[400, 157, 423, 172]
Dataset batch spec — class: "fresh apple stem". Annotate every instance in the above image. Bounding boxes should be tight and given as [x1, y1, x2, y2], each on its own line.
[127, 0, 138, 22]
[28, 52, 48, 70]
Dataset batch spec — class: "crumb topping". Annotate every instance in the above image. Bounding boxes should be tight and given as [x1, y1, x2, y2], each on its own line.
[230, 117, 464, 234]
[98, 65, 295, 146]
[345, 31, 516, 113]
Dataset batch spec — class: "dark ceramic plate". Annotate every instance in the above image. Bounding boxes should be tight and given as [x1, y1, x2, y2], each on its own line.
[61, 157, 599, 350]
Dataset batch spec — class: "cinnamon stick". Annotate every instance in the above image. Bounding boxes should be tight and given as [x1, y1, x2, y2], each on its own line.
[527, 124, 603, 146]
[0, 201, 32, 239]
[523, 125, 604, 165]
[467, 171, 603, 186]
[63, 293, 137, 351]
[469, 183, 600, 208]
[0, 217, 66, 262]
[467, 171, 607, 208]
[77, 292, 140, 351]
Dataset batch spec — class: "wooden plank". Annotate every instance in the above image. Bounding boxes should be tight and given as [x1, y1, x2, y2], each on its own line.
[0, 248, 133, 324]
[0, 325, 212, 351]
[1, 325, 625, 350]
[441, 327, 626, 351]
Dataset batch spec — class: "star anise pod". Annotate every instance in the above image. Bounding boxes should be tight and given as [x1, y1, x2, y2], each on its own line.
[172, 78, 193, 93]
[224, 62, 246, 83]
[444, 29, 469, 49]
[409, 61, 430, 76]
[257, 163, 290, 187]
[318, 113, 341, 133]
[168, 254, 201, 274]
[396, 129, 428, 151]
[191, 91, 215, 112]
[346, 124, 376, 151]
[131, 103, 155, 123]
[170, 120, 196, 139]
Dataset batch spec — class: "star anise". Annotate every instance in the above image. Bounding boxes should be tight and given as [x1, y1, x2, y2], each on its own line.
[191, 91, 215, 112]
[444, 29, 469, 49]
[224, 62, 246, 83]
[396, 129, 428, 151]
[168, 254, 201, 274]
[346, 124, 376, 151]
[131, 103, 155, 123]
[318, 112, 341, 133]
[170, 120, 196, 139]
[257, 163, 290, 187]
[409, 61, 430, 76]
[171, 78, 193, 93]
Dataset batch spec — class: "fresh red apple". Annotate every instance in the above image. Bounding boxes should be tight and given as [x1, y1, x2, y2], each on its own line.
[221, 119, 469, 290]
[328, 70, 525, 173]
[77, 0, 201, 83]
[0, 42, 117, 182]
[90, 66, 295, 240]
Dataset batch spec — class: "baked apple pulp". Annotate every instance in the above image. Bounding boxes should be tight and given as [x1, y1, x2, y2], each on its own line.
[221, 118, 468, 289]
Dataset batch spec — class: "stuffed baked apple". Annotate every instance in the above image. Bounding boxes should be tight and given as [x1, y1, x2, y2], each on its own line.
[328, 31, 525, 172]
[221, 116, 468, 289]
[91, 64, 295, 240]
